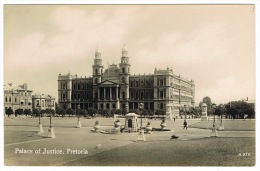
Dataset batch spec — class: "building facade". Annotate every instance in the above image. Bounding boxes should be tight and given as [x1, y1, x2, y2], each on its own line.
[58, 46, 195, 119]
[3, 83, 33, 112]
[32, 94, 56, 110]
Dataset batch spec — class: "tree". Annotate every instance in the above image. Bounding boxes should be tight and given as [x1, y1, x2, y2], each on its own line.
[6, 107, 14, 117]
[24, 109, 32, 116]
[60, 109, 66, 117]
[142, 109, 149, 118]
[110, 109, 116, 117]
[15, 108, 24, 116]
[122, 109, 127, 115]
[115, 109, 122, 115]
[103, 109, 110, 117]
[88, 108, 95, 117]
[148, 109, 154, 117]
[33, 108, 40, 117]
[66, 108, 74, 117]
[79, 109, 88, 117]
[225, 101, 255, 119]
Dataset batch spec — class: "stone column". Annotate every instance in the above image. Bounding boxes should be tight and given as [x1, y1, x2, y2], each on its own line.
[104, 87, 106, 100]
[201, 103, 208, 121]
[116, 87, 118, 100]
[166, 104, 173, 120]
[98, 88, 100, 100]
[110, 87, 112, 100]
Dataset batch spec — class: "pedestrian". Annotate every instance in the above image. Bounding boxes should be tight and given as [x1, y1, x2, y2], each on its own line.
[174, 117, 176, 121]
[183, 119, 188, 130]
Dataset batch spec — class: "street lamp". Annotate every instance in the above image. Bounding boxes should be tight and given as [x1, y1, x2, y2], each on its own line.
[47, 101, 55, 138]
[210, 103, 218, 137]
[76, 104, 82, 128]
[218, 104, 225, 131]
[37, 105, 43, 133]
[139, 103, 144, 128]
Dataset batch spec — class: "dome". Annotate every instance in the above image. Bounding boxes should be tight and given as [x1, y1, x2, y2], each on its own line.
[125, 113, 139, 117]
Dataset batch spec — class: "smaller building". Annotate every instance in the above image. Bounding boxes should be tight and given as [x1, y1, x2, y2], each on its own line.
[4, 83, 33, 113]
[32, 93, 56, 110]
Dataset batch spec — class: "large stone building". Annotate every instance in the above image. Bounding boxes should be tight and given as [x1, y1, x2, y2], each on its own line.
[58, 46, 195, 119]
[3, 83, 33, 112]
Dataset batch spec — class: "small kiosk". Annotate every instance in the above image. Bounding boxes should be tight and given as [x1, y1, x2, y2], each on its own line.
[124, 113, 139, 132]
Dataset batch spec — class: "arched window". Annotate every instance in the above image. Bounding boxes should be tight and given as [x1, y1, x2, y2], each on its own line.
[130, 81, 133, 87]
[122, 77, 125, 83]
[95, 78, 98, 84]
[112, 103, 116, 109]
[106, 103, 110, 109]
[122, 67, 125, 73]
[122, 103, 126, 109]
[95, 69, 98, 75]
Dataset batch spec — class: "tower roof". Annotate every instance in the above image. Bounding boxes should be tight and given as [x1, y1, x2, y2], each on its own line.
[95, 46, 101, 58]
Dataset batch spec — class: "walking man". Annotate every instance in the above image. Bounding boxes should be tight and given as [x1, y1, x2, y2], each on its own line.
[183, 119, 188, 130]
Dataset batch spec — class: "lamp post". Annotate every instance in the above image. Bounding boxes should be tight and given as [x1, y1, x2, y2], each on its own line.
[139, 103, 144, 128]
[76, 104, 82, 128]
[37, 105, 44, 133]
[218, 104, 225, 131]
[47, 100, 55, 138]
[210, 103, 218, 137]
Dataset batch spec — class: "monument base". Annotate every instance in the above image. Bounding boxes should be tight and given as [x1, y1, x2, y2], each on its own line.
[218, 123, 225, 131]
[47, 128, 55, 138]
[137, 129, 146, 141]
[76, 121, 82, 128]
[210, 127, 218, 137]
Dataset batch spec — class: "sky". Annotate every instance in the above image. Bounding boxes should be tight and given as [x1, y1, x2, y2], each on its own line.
[3, 4, 256, 105]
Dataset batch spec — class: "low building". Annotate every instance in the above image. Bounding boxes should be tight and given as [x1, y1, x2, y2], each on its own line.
[32, 93, 56, 110]
[3, 83, 33, 113]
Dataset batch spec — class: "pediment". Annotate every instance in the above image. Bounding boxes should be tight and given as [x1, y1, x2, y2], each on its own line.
[99, 80, 118, 85]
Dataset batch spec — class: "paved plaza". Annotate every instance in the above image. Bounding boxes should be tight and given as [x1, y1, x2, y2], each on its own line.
[4, 117, 255, 166]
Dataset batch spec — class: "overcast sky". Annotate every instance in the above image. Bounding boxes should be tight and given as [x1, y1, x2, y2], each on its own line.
[3, 4, 256, 105]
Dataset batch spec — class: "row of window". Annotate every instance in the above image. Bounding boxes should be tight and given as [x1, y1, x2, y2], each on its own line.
[36, 100, 55, 107]
[73, 82, 93, 90]
[130, 79, 153, 88]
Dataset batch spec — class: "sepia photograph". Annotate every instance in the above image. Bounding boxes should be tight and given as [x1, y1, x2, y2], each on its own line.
[1, 1, 259, 170]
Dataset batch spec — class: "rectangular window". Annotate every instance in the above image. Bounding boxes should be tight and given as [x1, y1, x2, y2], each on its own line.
[160, 103, 164, 109]
[160, 91, 164, 98]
